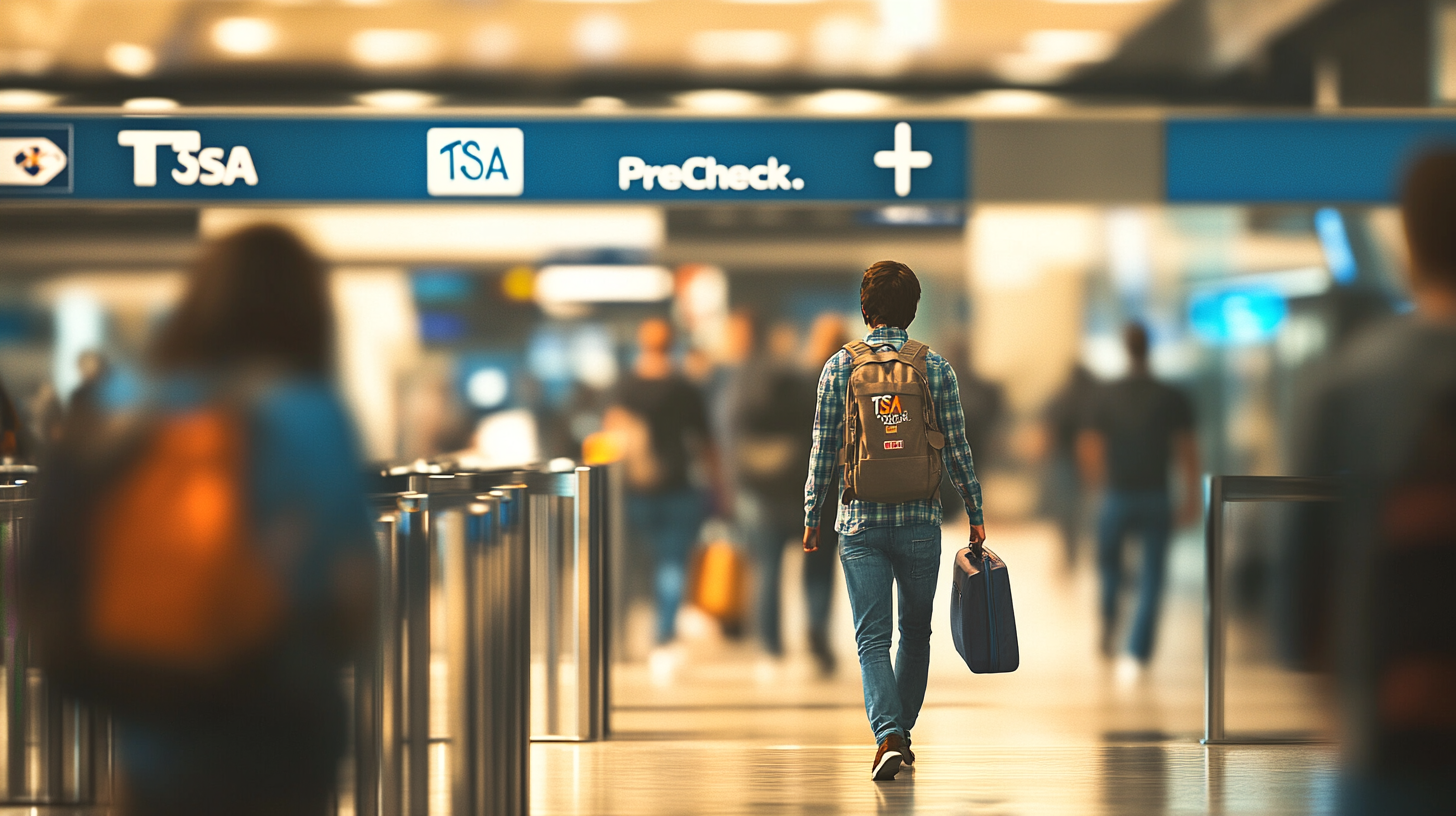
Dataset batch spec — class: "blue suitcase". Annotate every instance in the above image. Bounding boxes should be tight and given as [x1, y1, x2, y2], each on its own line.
[950, 546, 1020, 674]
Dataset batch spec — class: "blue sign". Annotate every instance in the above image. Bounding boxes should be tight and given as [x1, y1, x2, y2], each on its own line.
[1189, 286, 1288, 346]
[1167, 117, 1456, 203]
[0, 116, 966, 203]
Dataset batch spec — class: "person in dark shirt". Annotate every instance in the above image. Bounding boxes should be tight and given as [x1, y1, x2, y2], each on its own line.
[606, 318, 722, 664]
[1079, 323, 1200, 672]
[1041, 364, 1096, 566]
[1286, 151, 1456, 815]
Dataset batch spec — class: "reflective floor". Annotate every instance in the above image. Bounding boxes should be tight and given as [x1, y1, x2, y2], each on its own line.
[533, 521, 1341, 815]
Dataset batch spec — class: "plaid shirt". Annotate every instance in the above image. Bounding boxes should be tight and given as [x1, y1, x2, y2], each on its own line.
[804, 326, 984, 534]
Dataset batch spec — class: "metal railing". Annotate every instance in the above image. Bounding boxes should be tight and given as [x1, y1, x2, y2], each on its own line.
[530, 467, 611, 742]
[1202, 475, 1341, 746]
[0, 470, 112, 808]
[353, 463, 614, 816]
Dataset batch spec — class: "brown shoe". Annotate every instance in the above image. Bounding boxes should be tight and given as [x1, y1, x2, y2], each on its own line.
[871, 733, 905, 781]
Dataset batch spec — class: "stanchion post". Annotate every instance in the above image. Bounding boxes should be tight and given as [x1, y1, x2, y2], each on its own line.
[1203, 475, 1226, 745]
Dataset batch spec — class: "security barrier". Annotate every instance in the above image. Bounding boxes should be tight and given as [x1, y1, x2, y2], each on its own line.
[352, 464, 614, 816]
[0, 468, 111, 807]
[1201, 475, 1340, 745]
[530, 466, 612, 742]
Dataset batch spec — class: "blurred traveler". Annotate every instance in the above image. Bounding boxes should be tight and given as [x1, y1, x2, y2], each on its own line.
[1285, 151, 1456, 815]
[28, 381, 64, 451]
[1078, 323, 1199, 677]
[0, 376, 30, 464]
[728, 311, 835, 674]
[798, 315, 852, 675]
[803, 262, 985, 780]
[65, 349, 109, 432]
[606, 317, 722, 678]
[31, 224, 376, 816]
[936, 336, 1005, 520]
[1040, 365, 1097, 566]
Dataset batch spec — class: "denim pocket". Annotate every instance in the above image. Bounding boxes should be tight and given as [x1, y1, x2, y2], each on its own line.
[908, 532, 940, 578]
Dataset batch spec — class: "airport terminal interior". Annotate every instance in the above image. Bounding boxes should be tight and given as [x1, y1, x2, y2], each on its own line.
[2, 0, 1455, 814]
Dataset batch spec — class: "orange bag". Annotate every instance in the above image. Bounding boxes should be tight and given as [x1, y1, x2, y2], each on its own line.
[689, 539, 749, 636]
[88, 410, 282, 671]
[29, 403, 286, 712]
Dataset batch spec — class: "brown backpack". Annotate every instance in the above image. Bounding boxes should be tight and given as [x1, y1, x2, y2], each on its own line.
[840, 339, 945, 505]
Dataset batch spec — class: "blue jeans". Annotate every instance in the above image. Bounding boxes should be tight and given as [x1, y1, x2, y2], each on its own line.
[839, 524, 941, 744]
[627, 489, 705, 644]
[1096, 490, 1171, 662]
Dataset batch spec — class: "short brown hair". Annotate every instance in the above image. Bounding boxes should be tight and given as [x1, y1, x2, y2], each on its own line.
[860, 261, 921, 329]
[152, 224, 333, 375]
[1402, 150, 1456, 287]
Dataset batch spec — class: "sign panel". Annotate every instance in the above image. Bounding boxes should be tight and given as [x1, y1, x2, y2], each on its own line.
[0, 124, 73, 194]
[1167, 117, 1456, 203]
[0, 116, 966, 203]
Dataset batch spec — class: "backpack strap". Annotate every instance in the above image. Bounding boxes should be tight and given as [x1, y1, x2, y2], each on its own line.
[898, 339, 945, 439]
[844, 340, 877, 366]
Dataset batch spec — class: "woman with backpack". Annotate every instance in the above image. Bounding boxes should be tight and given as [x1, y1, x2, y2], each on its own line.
[32, 224, 376, 816]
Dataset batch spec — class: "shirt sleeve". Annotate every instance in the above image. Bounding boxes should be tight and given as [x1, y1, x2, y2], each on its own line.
[804, 353, 847, 528]
[933, 358, 985, 527]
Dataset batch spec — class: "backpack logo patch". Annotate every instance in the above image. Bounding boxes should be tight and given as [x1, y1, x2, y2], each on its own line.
[872, 394, 911, 428]
[884, 440, 904, 450]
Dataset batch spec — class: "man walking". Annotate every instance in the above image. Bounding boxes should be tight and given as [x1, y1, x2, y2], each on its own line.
[802, 261, 985, 781]
[1078, 323, 1200, 679]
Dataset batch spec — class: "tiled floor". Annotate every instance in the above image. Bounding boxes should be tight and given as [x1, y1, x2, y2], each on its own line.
[532, 521, 1341, 815]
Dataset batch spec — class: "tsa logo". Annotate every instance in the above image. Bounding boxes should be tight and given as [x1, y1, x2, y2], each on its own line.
[427, 128, 523, 197]
[0, 136, 69, 187]
[118, 131, 258, 187]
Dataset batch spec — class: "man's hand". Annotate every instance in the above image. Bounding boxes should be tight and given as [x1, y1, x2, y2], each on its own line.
[968, 524, 986, 559]
[803, 526, 820, 553]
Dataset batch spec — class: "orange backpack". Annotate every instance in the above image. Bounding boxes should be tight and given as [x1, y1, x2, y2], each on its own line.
[30, 403, 286, 712]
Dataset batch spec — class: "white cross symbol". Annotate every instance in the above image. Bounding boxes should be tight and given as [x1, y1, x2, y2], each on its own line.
[873, 122, 932, 198]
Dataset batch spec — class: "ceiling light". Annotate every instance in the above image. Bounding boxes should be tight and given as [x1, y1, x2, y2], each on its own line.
[105, 43, 157, 78]
[800, 88, 891, 114]
[0, 89, 60, 109]
[958, 89, 1063, 114]
[1023, 29, 1118, 64]
[535, 265, 674, 304]
[1045, 0, 1158, 4]
[877, 0, 940, 51]
[212, 17, 278, 57]
[122, 97, 180, 111]
[580, 96, 627, 111]
[689, 30, 795, 70]
[354, 89, 440, 109]
[200, 206, 665, 261]
[673, 89, 765, 113]
[572, 13, 627, 63]
[350, 29, 442, 70]
[467, 23, 519, 67]
[992, 54, 1075, 86]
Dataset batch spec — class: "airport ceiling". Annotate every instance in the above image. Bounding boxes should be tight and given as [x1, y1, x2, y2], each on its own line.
[0, 0, 1394, 106]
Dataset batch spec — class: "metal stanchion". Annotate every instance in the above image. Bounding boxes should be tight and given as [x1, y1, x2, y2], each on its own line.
[356, 470, 533, 816]
[529, 466, 609, 743]
[1201, 475, 1341, 746]
[0, 470, 110, 808]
